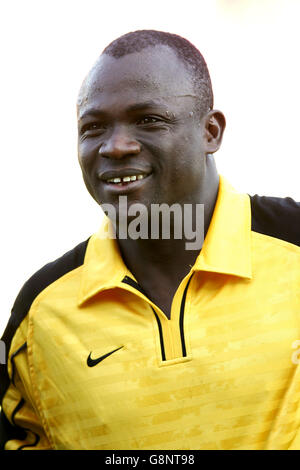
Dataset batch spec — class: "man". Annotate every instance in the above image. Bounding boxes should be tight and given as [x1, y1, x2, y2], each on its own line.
[1, 30, 300, 450]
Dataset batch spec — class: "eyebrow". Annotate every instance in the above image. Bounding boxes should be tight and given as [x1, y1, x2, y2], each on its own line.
[78, 100, 167, 120]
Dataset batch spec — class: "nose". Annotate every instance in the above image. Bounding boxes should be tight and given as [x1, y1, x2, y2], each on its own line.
[98, 125, 141, 159]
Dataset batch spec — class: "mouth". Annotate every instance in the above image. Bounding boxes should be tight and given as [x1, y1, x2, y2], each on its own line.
[98, 169, 152, 194]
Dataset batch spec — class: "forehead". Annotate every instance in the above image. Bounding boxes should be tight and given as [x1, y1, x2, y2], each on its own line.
[78, 46, 195, 117]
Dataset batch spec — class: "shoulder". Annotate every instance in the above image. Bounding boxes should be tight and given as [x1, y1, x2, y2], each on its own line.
[11, 236, 91, 315]
[1, 236, 91, 361]
[249, 193, 300, 247]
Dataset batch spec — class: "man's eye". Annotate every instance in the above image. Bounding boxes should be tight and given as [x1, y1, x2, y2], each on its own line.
[138, 117, 160, 125]
[81, 123, 106, 134]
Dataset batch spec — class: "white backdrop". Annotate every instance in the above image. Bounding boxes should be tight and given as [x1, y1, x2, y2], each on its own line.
[1, 0, 300, 334]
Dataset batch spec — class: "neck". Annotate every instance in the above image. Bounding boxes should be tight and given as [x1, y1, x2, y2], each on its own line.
[116, 155, 219, 285]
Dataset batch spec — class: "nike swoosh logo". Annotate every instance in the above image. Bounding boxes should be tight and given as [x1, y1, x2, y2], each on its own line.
[87, 346, 124, 367]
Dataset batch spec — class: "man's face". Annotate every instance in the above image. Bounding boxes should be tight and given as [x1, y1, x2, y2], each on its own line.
[77, 46, 211, 216]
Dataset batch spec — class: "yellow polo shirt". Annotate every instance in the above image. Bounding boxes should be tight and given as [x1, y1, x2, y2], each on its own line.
[1, 175, 300, 450]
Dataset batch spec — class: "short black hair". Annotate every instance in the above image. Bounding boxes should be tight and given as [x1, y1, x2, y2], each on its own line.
[102, 30, 213, 117]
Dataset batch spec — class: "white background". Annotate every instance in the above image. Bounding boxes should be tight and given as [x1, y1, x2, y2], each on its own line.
[1, 0, 300, 334]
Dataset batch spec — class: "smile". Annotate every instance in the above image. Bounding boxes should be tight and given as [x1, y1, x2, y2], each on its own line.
[106, 174, 146, 185]
[98, 170, 152, 195]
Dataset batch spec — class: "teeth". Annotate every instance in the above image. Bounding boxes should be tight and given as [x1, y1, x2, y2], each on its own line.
[106, 174, 146, 183]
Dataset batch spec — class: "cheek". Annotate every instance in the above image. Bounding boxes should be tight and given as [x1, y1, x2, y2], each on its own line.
[77, 143, 100, 198]
[170, 151, 205, 188]
[78, 140, 100, 173]
[79, 169, 98, 203]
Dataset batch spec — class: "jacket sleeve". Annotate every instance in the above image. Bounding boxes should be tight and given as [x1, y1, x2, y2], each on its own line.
[0, 318, 53, 450]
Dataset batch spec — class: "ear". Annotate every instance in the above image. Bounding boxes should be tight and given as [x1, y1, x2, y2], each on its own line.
[203, 110, 226, 154]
